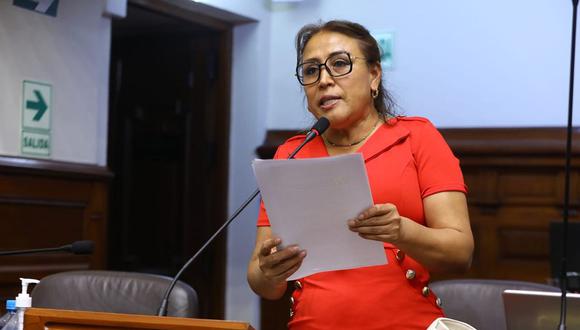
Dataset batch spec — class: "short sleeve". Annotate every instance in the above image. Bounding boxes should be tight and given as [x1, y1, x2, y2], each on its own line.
[409, 119, 467, 198]
[257, 200, 270, 226]
[255, 143, 289, 227]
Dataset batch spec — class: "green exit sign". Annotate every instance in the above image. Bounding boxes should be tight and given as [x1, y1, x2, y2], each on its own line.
[21, 80, 52, 157]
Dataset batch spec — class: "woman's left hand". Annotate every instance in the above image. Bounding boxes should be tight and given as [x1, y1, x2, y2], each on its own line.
[347, 203, 408, 244]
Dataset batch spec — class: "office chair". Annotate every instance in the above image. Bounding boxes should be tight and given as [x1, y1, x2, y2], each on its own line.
[31, 270, 198, 317]
[430, 279, 559, 330]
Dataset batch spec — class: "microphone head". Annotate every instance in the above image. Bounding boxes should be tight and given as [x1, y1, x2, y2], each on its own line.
[70, 240, 95, 255]
[292, 116, 331, 158]
[312, 117, 330, 136]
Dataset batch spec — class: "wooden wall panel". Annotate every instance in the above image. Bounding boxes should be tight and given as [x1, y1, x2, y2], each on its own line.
[0, 156, 111, 304]
[439, 128, 580, 284]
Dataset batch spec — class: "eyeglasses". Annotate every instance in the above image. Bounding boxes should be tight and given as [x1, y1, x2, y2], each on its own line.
[295, 51, 367, 86]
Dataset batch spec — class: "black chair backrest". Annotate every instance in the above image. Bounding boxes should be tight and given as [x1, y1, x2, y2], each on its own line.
[550, 221, 580, 279]
[31, 270, 198, 318]
[430, 279, 559, 330]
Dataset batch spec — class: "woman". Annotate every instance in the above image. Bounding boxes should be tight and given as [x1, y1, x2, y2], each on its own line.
[247, 20, 474, 329]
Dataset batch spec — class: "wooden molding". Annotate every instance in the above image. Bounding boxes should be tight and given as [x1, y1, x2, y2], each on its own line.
[0, 155, 113, 180]
[256, 127, 580, 159]
[441, 127, 580, 156]
[128, 0, 253, 31]
[25, 308, 255, 330]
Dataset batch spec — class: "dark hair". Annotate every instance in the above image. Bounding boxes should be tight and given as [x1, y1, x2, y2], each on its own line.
[295, 20, 396, 118]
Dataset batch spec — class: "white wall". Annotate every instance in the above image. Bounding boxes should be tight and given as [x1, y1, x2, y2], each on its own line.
[225, 22, 270, 327]
[266, 0, 578, 129]
[0, 0, 110, 165]
[194, 1, 272, 327]
[226, 22, 271, 330]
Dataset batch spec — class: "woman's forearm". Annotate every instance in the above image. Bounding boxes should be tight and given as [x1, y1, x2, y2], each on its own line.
[395, 218, 473, 273]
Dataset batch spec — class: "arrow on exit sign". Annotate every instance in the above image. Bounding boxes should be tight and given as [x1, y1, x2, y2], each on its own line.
[22, 80, 51, 131]
[26, 90, 47, 121]
[13, 0, 59, 17]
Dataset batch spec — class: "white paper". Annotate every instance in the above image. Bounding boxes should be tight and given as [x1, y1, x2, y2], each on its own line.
[252, 153, 387, 280]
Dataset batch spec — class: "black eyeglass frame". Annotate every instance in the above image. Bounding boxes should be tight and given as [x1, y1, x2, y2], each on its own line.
[295, 51, 367, 86]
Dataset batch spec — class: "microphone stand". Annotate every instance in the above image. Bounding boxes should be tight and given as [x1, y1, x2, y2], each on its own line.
[156, 118, 330, 316]
[156, 187, 260, 316]
[558, 1, 578, 329]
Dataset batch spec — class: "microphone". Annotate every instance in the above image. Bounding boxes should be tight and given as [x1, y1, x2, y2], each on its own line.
[0, 240, 94, 256]
[66, 240, 95, 255]
[288, 117, 330, 159]
[156, 117, 330, 316]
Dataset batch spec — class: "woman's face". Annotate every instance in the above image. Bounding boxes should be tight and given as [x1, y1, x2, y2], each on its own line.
[301, 31, 381, 130]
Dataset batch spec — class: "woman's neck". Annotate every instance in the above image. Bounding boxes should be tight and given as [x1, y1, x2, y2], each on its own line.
[323, 113, 383, 154]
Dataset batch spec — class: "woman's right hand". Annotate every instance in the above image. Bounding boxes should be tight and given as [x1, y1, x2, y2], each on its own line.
[258, 237, 307, 284]
[248, 227, 307, 299]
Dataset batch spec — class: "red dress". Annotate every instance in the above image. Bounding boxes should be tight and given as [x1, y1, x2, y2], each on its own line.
[257, 117, 467, 329]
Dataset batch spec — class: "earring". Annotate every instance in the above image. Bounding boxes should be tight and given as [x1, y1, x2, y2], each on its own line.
[371, 89, 379, 99]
